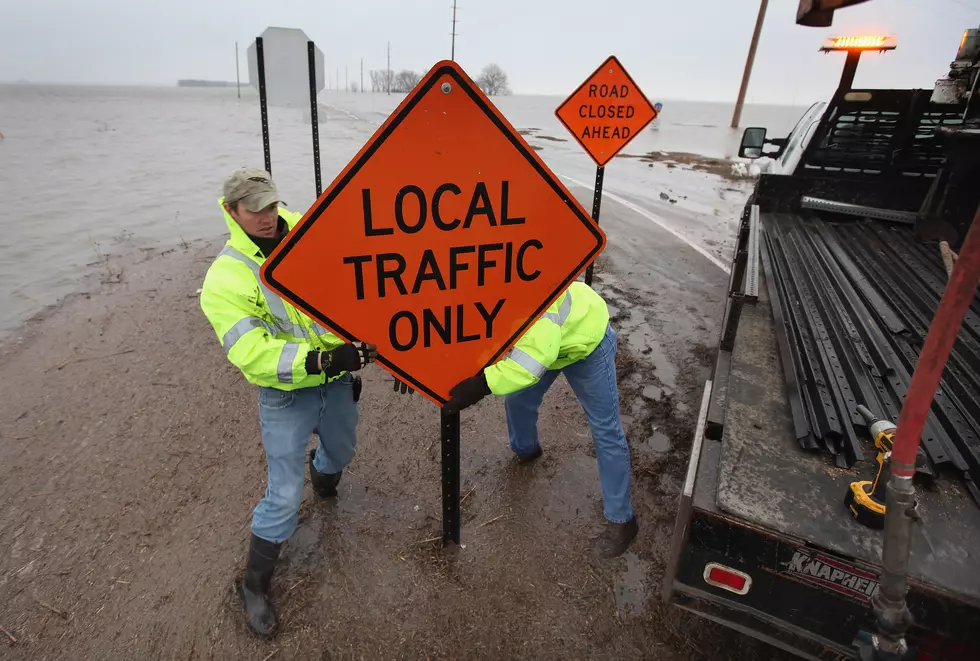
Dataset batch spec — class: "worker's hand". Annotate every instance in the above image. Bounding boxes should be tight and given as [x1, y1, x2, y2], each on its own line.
[393, 378, 414, 395]
[320, 342, 377, 376]
[445, 373, 491, 412]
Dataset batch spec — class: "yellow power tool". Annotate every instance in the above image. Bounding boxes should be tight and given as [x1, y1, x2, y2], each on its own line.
[844, 405, 895, 529]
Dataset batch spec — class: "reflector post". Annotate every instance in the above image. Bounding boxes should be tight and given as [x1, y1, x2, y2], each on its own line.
[703, 563, 752, 595]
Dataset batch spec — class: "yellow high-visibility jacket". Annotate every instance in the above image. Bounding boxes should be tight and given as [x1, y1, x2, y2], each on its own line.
[484, 281, 610, 395]
[200, 199, 344, 390]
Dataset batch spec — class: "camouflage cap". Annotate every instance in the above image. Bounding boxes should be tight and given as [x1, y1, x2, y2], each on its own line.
[222, 167, 286, 212]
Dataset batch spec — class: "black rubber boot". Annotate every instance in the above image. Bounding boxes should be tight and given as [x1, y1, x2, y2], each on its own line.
[309, 449, 342, 498]
[512, 446, 543, 464]
[596, 517, 639, 559]
[241, 533, 281, 638]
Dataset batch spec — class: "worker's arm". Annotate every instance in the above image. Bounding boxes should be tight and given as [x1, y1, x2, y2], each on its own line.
[445, 317, 562, 411]
[484, 317, 562, 396]
[200, 264, 316, 388]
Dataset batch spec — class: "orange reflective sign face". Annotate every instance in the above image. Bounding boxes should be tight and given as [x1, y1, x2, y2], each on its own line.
[555, 56, 657, 167]
[262, 61, 605, 405]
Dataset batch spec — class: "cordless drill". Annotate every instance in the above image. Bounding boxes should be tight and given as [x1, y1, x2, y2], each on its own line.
[844, 405, 896, 529]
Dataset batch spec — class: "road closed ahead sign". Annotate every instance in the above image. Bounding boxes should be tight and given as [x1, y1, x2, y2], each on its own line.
[262, 61, 605, 405]
[555, 56, 658, 167]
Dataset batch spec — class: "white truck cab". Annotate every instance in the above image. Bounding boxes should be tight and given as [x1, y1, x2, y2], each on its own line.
[742, 101, 828, 175]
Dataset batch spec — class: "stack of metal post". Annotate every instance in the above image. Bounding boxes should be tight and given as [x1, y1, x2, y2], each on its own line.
[761, 213, 980, 503]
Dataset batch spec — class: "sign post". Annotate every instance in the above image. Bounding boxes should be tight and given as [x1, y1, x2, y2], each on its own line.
[255, 37, 272, 174]
[586, 167, 605, 285]
[555, 56, 658, 285]
[307, 41, 322, 197]
[441, 409, 461, 543]
[261, 61, 606, 545]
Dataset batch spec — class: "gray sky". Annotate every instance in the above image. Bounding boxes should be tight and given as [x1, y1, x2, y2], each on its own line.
[1, 0, 977, 103]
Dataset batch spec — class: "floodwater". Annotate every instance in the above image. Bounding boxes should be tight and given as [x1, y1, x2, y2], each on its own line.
[0, 84, 805, 336]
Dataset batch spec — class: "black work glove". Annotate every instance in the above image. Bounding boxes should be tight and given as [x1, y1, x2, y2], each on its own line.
[393, 378, 414, 395]
[320, 342, 377, 377]
[445, 372, 491, 412]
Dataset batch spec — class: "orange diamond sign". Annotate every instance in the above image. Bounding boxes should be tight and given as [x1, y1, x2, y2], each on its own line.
[262, 61, 605, 405]
[555, 56, 657, 167]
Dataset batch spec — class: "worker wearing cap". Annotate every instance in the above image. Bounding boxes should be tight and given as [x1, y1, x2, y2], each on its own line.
[444, 281, 637, 558]
[200, 167, 377, 637]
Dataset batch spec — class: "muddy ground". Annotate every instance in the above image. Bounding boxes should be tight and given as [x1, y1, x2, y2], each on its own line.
[618, 151, 743, 181]
[0, 201, 790, 659]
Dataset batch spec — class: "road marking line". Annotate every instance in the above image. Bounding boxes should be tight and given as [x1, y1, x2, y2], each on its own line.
[558, 173, 731, 274]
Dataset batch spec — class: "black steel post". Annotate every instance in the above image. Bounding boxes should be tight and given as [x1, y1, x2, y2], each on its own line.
[585, 165, 604, 286]
[256, 37, 272, 174]
[307, 41, 322, 197]
[837, 50, 862, 95]
[441, 408, 461, 545]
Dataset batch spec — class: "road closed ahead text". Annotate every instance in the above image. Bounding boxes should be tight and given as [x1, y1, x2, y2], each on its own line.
[344, 181, 540, 351]
[578, 84, 635, 140]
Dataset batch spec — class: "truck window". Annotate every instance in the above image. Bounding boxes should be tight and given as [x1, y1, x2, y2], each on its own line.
[779, 102, 821, 170]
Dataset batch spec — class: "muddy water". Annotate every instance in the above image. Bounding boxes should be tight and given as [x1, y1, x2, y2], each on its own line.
[0, 84, 359, 336]
[0, 83, 802, 337]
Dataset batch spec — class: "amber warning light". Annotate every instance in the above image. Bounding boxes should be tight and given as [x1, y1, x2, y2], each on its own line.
[821, 35, 897, 51]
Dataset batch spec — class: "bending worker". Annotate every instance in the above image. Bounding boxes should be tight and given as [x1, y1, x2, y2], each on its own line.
[445, 281, 637, 558]
[200, 168, 377, 637]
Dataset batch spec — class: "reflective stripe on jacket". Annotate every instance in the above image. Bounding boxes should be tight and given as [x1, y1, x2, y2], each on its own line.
[484, 281, 610, 396]
[200, 198, 344, 390]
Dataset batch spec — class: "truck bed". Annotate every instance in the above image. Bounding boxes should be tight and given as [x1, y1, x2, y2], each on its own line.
[697, 217, 980, 607]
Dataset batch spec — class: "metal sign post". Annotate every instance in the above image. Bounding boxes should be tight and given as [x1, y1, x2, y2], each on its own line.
[441, 409, 461, 544]
[255, 37, 272, 174]
[307, 41, 322, 197]
[585, 166, 605, 285]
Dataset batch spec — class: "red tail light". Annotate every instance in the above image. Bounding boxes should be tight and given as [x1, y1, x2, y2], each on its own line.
[703, 563, 752, 595]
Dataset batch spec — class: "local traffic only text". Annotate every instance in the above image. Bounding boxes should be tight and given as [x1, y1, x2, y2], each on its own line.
[342, 181, 539, 351]
[578, 84, 635, 139]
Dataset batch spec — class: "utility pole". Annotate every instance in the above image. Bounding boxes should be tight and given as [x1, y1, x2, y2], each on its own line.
[235, 41, 241, 99]
[451, 0, 459, 61]
[387, 41, 391, 95]
[731, 0, 768, 128]
[336, 67, 339, 92]
[346, 65, 349, 93]
[360, 58, 364, 93]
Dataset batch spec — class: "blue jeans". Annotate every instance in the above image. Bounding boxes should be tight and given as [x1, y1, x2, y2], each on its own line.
[251, 374, 359, 543]
[504, 326, 634, 524]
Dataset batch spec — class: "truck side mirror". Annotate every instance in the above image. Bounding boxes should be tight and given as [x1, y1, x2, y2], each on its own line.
[739, 127, 768, 159]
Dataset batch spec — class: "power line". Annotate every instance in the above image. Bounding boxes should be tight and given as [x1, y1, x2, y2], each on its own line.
[451, 1, 459, 61]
